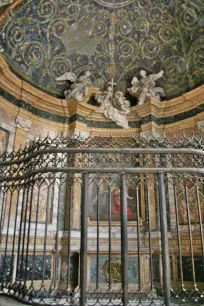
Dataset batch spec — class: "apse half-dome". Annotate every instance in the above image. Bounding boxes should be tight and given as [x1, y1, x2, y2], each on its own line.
[0, 0, 203, 99]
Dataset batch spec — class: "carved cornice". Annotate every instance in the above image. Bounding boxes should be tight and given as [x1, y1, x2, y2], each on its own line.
[0, 56, 204, 133]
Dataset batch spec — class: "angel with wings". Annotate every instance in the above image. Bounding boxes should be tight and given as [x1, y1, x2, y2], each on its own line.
[56, 71, 93, 102]
[128, 70, 165, 105]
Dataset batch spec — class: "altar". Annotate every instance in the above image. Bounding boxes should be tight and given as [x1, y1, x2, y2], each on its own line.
[85, 253, 160, 292]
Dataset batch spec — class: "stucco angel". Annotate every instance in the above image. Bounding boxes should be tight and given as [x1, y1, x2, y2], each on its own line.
[56, 71, 93, 102]
[95, 87, 131, 129]
[128, 70, 165, 105]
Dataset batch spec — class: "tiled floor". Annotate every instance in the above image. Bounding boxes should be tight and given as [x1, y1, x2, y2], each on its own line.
[0, 296, 204, 306]
[0, 296, 27, 306]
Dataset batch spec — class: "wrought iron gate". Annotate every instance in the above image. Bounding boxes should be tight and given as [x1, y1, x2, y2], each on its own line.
[0, 133, 204, 306]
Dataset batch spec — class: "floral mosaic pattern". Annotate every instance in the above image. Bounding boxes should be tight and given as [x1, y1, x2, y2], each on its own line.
[0, 0, 203, 99]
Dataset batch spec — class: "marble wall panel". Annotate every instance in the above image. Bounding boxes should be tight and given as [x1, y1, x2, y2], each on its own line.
[61, 253, 79, 287]
[0, 254, 52, 281]
[89, 256, 138, 284]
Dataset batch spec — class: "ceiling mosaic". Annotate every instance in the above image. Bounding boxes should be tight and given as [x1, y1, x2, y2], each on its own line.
[0, 0, 203, 101]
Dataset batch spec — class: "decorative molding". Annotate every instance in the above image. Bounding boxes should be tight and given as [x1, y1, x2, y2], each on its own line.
[0, 57, 204, 132]
[140, 130, 164, 141]
[16, 115, 31, 131]
[0, 85, 204, 131]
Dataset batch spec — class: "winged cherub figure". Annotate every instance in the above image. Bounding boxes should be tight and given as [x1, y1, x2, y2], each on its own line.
[56, 71, 93, 102]
[128, 70, 165, 105]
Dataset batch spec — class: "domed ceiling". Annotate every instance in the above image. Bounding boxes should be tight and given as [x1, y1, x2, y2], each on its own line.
[0, 0, 203, 102]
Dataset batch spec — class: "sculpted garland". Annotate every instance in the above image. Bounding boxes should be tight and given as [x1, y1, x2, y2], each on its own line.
[56, 70, 165, 129]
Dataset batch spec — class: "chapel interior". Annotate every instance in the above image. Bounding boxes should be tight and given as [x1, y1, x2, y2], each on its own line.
[0, 0, 204, 305]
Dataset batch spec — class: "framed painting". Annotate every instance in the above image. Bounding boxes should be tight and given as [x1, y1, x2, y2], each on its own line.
[88, 175, 139, 222]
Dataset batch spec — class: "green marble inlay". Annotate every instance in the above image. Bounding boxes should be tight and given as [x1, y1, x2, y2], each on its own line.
[1, 86, 204, 128]
[90, 256, 138, 284]
[0, 87, 68, 124]
[0, 88, 21, 107]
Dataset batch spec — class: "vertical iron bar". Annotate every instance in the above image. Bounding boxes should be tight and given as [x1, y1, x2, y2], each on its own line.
[185, 186, 197, 289]
[31, 186, 40, 286]
[16, 186, 26, 281]
[195, 185, 204, 277]
[24, 184, 34, 284]
[0, 183, 2, 207]
[158, 171, 171, 306]
[0, 188, 6, 233]
[173, 184, 184, 288]
[121, 173, 128, 306]
[3, 189, 13, 280]
[67, 182, 73, 291]
[20, 184, 30, 281]
[54, 182, 61, 289]
[80, 172, 89, 306]
[10, 188, 20, 282]
[96, 185, 100, 289]
[41, 185, 51, 287]
[147, 184, 154, 290]
[136, 186, 141, 291]
[108, 186, 112, 290]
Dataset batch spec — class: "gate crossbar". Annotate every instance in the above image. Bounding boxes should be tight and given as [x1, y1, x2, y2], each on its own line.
[0, 167, 204, 183]
[0, 147, 204, 166]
